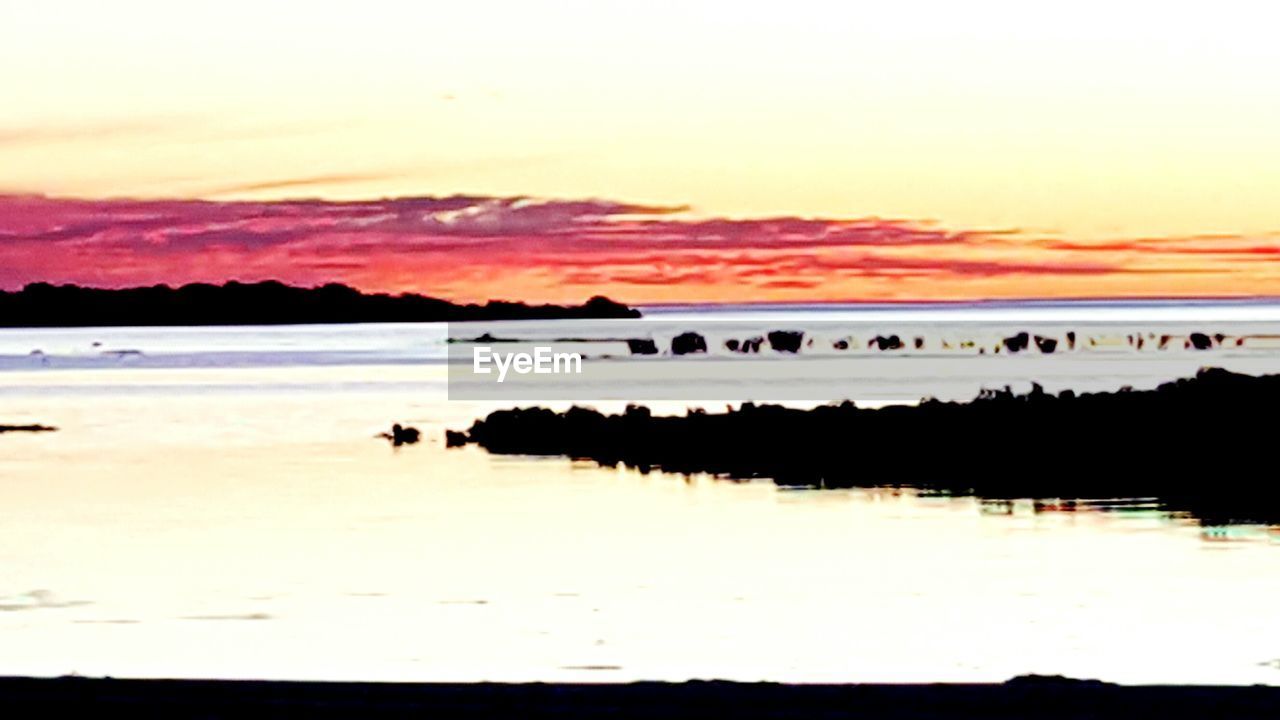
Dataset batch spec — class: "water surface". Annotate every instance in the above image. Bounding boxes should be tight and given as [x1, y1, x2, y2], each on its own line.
[2, 305, 1279, 684]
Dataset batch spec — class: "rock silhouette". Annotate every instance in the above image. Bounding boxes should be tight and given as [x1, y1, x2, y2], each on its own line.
[767, 331, 804, 353]
[449, 368, 1280, 525]
[1033, 335, 1058, 353]
[1003, 332, 1031, 353]
[670, 332, 708, 355]
[626, 339, 659, 355]
[0, 282, 640, 327]
[870, 335, 903, 351]
[1188, 332, 1213, 350]
[379, 424, 421, 446]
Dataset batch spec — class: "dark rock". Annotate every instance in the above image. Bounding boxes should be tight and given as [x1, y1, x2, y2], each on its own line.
[671, 332, 708, 355]
[767, 331, 804, 353]
[445, 430, 468, 447]
[1003, 332, 1031, 353]
[1033, 335, 1058, 353]
[379, 423, 421, 446]
[1188, 333, 1213, 350]
[627, 338, 659, 355]
[869, 335, 903, 351]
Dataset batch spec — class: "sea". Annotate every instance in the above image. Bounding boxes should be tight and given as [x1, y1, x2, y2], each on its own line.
[1, 300, 1278, 684]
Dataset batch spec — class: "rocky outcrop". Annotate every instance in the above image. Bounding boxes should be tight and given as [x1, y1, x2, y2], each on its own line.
[448, 368, 1280, 525]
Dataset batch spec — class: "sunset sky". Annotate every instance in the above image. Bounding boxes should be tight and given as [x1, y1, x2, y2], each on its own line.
[2, 1, 1279, 302]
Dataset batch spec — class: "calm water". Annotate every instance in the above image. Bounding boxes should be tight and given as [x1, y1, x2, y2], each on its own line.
[2, 303, 1280, 684]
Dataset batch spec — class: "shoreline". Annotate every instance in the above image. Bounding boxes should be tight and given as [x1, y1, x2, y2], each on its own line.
[2, 675, 1277, 718]
[0, 282, 639, 327]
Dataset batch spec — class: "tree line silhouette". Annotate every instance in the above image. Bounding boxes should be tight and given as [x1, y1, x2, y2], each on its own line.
[0, 281, 640, 326]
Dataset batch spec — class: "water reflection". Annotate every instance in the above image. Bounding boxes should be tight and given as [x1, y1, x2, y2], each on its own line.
[606, 467, 1280, 547]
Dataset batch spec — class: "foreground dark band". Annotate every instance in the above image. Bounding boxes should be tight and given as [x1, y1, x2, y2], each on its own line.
[450, 367, 1280, 525]
[2, 676, 1277, 718]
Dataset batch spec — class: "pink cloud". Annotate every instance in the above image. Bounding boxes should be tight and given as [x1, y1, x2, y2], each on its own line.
[0, 192, 1256, 302]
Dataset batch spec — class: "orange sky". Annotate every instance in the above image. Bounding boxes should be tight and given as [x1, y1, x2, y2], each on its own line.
[2, 2, 1278, 302]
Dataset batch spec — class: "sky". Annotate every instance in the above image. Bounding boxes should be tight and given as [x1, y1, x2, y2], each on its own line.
[2, 1, 1279, 302]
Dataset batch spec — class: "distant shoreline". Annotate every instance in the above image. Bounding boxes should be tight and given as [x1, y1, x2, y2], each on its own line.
[1, 675, 1276, 718]
[0, 282, 640, 327]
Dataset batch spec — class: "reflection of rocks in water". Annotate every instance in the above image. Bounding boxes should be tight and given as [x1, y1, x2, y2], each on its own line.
[0, 424, 57, 434]
[448, 368, 1280, 526]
